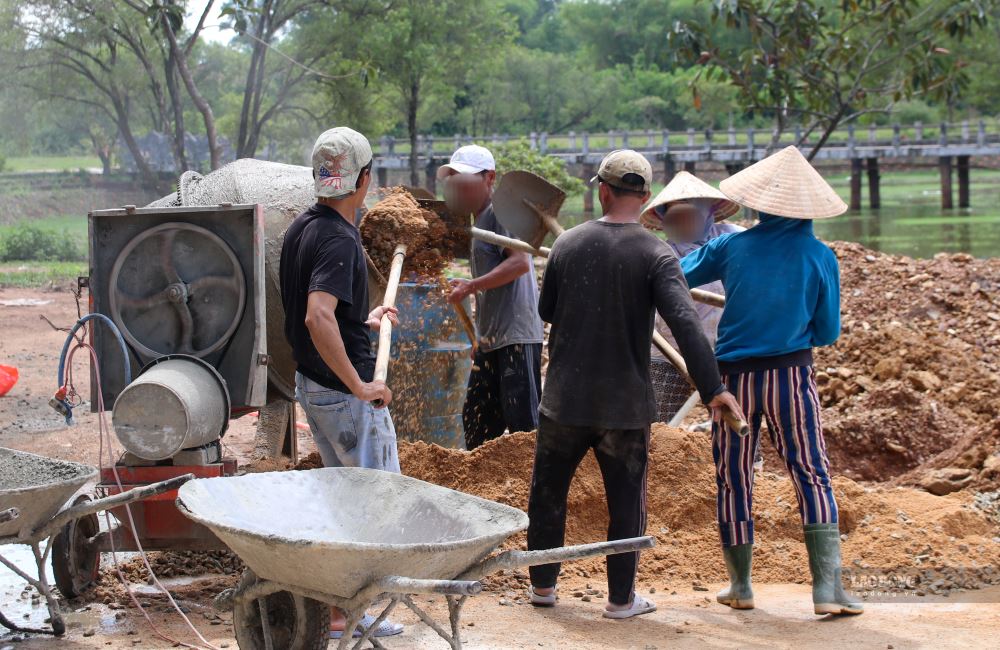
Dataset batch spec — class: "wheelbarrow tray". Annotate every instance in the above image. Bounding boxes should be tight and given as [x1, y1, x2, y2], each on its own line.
[176, 467, 529, 598]
[0, 448, 97, 540]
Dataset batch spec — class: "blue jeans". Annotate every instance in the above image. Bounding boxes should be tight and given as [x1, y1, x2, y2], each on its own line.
[295, 373, 400, 473]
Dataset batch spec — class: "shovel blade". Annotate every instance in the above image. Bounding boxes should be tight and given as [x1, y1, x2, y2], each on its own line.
[493, 171, 567, 248]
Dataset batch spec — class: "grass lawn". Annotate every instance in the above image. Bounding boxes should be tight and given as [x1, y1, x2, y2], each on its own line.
[4, 155, 102, 173]
[0, 261, 86, 287]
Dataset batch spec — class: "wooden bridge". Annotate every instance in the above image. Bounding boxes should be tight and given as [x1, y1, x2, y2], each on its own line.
[372, 121, 1000, 212]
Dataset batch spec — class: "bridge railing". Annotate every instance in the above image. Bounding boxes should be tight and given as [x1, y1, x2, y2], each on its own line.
[373, 120, 1000, 158]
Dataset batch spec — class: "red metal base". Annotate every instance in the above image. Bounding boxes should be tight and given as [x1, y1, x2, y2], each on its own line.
[97, 459, 237, 550]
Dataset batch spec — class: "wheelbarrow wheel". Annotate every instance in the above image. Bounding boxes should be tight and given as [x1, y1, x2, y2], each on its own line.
[233, 571, 330, 650]
[51, 494, 100, 599]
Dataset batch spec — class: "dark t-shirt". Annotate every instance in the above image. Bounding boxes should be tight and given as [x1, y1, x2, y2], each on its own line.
[279, 203, 373, 393]
[538, 220, 724, 429]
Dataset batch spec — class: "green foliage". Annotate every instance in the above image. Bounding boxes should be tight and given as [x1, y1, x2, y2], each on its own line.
[492, 140, 585, 196]
[0, 223, 83, 262]
[0, 152, 6, 173]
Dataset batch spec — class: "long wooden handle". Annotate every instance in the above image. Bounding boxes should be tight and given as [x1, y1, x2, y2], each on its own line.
[469, 227, 724, 308]
[453, 302, 477, 351]
[652, 331, 749, 436]
[373, 244, 407, 396]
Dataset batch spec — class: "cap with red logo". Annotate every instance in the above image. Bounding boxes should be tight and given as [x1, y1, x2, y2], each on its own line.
[311, 127, 373, 198]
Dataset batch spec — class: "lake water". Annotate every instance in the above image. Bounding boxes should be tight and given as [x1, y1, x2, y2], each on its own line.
[561, 168, 1000, 259]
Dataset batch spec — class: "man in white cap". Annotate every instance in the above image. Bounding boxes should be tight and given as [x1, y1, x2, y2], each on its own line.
[279, 126, 404, 639]
[441, 145, 545, 450]
[527, 149, 741, 619]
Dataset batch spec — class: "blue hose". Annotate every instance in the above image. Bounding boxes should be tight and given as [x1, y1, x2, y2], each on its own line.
[55, 314, 132, 424]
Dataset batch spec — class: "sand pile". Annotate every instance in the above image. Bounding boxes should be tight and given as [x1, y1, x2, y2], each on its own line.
[399, 424, 1000, 594]
[812, 242, 1000, 490]
[360, 189, 450, 281]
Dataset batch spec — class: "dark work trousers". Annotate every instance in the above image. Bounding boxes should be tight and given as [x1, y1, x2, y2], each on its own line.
[527, 414, 650, 605]
[463, 343, 542, 450]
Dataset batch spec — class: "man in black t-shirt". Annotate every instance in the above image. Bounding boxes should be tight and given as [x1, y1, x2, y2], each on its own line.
[280, 127, 405, 639]
[526, 150, 742, 620]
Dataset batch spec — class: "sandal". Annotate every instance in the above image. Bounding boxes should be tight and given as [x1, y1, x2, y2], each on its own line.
[529, 585, 557, 607]
[329, 613, 404, 639]
[603, 594, 657, 620]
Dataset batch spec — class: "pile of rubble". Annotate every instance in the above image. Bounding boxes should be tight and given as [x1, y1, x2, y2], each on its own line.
[812, 242, 1000, 492]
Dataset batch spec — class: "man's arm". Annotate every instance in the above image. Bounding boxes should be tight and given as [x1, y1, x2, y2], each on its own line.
[652, 255, 726, 402]
[305, 291, 391, 405]
[448, 249, 532, 304]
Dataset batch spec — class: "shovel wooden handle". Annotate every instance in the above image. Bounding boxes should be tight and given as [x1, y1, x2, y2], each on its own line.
[652, 331, 749, 436]
[453, 302, 477, 352]
[469, 227, 725, 308]
[373, 244, 407, 405]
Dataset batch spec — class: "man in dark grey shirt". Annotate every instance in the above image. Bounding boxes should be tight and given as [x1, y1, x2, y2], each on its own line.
[443, 145, 544, 450]
[526, 150, 741, 619]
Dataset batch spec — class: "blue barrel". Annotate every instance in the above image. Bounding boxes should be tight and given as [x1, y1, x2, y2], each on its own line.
[381, 283, 472, 448]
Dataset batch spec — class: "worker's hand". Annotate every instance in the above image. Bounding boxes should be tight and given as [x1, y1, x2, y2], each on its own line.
[707, 390, 742, 426]
[355, 380, 392, 407]
[365, 306, 399, 331]
[447, 278, 476, 304]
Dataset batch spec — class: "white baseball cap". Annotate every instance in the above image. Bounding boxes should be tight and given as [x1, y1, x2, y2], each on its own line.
[437, 145, 495, 179]
[311, 127, 373, 198]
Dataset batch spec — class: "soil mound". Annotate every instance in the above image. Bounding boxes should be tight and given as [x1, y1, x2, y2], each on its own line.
[400, 424, 1000, 593]
[360, 189, 450, 281]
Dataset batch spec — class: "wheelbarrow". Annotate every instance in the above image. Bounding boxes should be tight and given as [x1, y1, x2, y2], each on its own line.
[0, 447, 193, 636]
[177, 467, 655, 650]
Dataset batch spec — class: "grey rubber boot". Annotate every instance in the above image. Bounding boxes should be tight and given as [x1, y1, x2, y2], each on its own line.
[716, 544, 754, 609]
[804, 524, 864, 615]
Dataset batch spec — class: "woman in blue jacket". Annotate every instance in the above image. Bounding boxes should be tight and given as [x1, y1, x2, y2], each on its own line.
[681, 146, 862, 616]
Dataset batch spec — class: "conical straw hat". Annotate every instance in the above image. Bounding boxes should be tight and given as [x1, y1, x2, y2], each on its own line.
[640, 171, 741, 230]
[719, 146, 847, 219]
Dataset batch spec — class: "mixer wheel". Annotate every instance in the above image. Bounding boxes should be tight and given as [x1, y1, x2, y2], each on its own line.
[233, 570, 330, 650]
[51, 495, 100, 599]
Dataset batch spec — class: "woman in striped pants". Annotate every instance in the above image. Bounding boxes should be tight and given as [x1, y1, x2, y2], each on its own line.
[680, 146, 863, 616]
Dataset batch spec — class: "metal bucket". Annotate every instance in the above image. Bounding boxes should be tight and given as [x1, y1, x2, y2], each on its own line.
[386, 284, 472, 448]
[112, 356, 230, 461]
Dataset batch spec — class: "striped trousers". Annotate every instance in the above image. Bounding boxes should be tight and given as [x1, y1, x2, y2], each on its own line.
[713, 365, 838, 547]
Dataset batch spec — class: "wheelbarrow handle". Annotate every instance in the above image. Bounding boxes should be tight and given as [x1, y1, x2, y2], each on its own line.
[28, 473, 195, 541]
[378, 576, 483, 597]
[459, 536, 655, 581]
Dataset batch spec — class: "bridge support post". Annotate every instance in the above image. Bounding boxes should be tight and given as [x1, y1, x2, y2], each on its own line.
[583, 162, 595, 214]
[957, 155, 971, 208]
[850, 159, 863, 211]
[939, 156, 953, 210]
[683, 161, 696, 173]
[663, 156, 676, 184]
[866, 158, 881, 209]
[377, 166, 388, 189]
[725, 163, 744, 176]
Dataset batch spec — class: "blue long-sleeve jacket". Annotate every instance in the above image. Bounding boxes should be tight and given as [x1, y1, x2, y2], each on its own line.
[680, 213, 840, 363]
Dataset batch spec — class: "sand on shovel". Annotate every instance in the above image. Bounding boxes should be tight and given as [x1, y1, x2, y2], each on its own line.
[360, 189, 450, 281]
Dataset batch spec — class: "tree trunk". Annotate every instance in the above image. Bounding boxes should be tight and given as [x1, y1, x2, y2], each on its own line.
[164, 53, 189, 171]
[766, 111, 785, 155]
[160, 10, 220, 169]
[112, 96, 164, 194]
[408, 81, 420, 186]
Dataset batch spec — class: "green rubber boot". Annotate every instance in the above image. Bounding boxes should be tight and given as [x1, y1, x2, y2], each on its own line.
[716, 544, 754, 609]
[804, 524, 864, 615]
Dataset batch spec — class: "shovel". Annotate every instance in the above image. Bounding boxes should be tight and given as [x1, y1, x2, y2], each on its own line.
[652, 331, 749, 436]
[420, 197, 723, 308]
[492, 170, 567, 248]
[372, 243, 407, 407]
